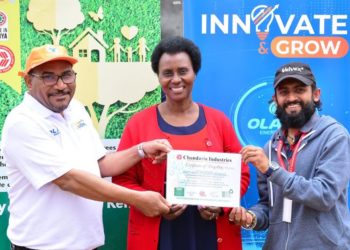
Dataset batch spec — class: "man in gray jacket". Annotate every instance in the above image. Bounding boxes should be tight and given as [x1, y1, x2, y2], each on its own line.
[231, 62, 350, 249]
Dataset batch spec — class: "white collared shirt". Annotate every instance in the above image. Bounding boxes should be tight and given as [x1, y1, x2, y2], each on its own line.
[1, 93, 106, 250]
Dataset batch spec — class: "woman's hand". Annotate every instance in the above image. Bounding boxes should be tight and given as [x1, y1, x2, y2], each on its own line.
[197, 206, 222, 220]
[162, 204, 187, 220]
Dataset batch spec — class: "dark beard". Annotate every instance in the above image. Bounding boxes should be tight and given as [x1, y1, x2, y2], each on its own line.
[275, 101, 315, 129]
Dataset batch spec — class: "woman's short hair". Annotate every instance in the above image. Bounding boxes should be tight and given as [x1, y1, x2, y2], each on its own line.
[151, 36, 201, 75]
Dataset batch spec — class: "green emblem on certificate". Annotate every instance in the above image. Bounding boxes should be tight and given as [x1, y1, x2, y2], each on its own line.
[174, 187, 185, 196]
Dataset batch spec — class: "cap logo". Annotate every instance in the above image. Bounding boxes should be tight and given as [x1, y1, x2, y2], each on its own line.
[281, 66, 304, 73]
[47, 46, 59, 53]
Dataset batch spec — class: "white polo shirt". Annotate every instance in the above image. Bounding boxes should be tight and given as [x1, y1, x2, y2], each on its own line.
[1, 93, 107, 250]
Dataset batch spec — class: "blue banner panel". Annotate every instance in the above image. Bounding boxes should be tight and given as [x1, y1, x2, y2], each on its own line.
[183, 1, 350, 249]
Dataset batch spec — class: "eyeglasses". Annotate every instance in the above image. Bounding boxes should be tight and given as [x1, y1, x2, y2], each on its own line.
[29, 71, 77, 86]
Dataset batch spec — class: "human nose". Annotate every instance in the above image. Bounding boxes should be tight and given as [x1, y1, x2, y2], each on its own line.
[54, 76, 67, 89]
[286, 92, 298, 102]
[171, 73, 181, 83]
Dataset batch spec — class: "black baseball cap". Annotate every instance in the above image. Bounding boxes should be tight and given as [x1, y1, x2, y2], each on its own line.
[273, 62, 316, 88]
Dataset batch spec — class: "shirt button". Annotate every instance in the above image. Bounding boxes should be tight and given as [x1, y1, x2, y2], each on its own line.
[217, 237, 223, 243]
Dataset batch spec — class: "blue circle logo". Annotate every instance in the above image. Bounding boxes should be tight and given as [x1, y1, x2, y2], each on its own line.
[230, 79, 280, 146]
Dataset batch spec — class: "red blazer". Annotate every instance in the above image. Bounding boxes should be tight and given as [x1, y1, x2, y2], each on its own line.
[113, 104, 250, 250]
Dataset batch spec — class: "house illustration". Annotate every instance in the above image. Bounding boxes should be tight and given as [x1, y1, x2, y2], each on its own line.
[69, 27, 108, 62]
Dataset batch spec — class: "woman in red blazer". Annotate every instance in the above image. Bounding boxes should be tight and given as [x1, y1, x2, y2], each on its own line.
[112, 36, 250, 250]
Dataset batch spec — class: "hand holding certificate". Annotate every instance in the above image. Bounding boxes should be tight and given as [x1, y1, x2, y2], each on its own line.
[166, 150, 241, 207]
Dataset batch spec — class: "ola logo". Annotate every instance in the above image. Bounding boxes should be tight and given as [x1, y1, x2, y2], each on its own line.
[230, 79, 280, 146]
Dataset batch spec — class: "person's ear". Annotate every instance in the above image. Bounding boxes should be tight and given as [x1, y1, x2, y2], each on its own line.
[313, 88, 321, 103]
[272, 94, 277, 103]
[24, 75, 32, 90]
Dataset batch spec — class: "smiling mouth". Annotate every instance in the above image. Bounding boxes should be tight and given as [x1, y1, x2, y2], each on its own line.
[285, 104, 302, 115]
[287, 104, 300, 109]
[49, 92, 70, 97]
[284, 101, 302, 108]
[170, 86, 184, 93]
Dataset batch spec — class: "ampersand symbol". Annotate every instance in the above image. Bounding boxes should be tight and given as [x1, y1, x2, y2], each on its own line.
[258, 42, 268, 54]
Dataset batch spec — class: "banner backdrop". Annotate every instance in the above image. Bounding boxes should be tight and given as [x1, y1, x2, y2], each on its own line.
[0, 1, 21, 250]
[183, 0, 350, 249]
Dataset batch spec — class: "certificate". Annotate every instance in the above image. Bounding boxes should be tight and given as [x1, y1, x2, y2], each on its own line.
[166, 150, 241, 207]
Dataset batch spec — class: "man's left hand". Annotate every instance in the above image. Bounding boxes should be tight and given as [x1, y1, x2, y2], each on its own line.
[240, 145, 269, 174]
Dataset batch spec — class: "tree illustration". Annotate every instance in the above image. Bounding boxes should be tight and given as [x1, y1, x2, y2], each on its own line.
[27, 0, 84, 45]
[74, 62, 159, 138]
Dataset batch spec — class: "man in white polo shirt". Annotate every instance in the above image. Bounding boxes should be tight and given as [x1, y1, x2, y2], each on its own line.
[1, 44, 171, 250]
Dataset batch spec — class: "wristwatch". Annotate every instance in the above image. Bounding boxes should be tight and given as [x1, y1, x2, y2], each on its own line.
[137, 143, 146, 158]
[242, 210, 257, 230]
[264, 161, 280, 177]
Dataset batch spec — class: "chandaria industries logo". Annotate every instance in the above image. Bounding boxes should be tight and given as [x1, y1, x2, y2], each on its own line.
[230, 80, 280, 146]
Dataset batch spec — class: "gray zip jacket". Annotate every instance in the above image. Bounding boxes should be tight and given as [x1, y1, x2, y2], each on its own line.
[249, 113, 350, 250]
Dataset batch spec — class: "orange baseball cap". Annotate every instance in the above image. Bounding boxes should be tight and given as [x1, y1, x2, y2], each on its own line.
[19, 44, 78, 77]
